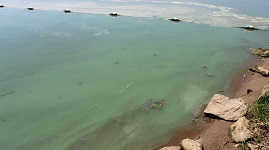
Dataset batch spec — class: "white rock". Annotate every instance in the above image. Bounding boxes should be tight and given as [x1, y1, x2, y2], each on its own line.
[230, 117, 253, 142]
[258, 84, 269, 99]
[233, 144, 242, 148]
[244, 25, 255, 29]
[181, 138, 202, 150]
[159, 146, 181, 150]
[247, 143, 259, 150]
[257, 66, 269, 75]
[204, 94, 247, 121]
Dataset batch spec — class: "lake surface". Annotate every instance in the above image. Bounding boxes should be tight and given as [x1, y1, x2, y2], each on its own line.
[1, 0, 269, 29]
[0, 1, 269, 150]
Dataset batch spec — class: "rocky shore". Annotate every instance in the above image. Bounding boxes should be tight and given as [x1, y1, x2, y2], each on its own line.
[158, 48, 269, 150]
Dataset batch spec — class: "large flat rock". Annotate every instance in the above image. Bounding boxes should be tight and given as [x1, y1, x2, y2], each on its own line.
[204, 94, 247, 121]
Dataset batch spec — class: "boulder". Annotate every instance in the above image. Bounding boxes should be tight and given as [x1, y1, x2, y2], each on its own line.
[204, 94, 247, 121]
[244, 25, 255, 29]
[258, 84, 269, 100]
[63, 9, 71, 13]
[252, 48, 269, 57]
[159, 146, 181, 150]
[169, 17, 181, 22]
[27, 7, 34, 10]
[238, 26, 259, 31]
[230, 117, 253, 142]
[109, 12, 120, 16]
[249, 65, 269, 76]
[180, 138, 202, 150]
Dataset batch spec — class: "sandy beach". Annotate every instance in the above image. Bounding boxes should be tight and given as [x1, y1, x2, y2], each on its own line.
[158, 55, 269, 150]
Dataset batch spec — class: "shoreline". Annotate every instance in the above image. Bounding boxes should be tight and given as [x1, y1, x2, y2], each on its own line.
[1, 5, 264, 149]
[158, 55, 269, 149]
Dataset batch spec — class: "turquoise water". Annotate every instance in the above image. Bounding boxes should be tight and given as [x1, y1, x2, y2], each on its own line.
[0, 7, 269, 150]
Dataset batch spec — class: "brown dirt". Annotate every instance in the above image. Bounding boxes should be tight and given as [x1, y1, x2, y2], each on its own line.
[158, 58, 269, 150]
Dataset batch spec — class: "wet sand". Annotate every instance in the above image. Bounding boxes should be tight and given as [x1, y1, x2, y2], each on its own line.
[158, 56, 269, 150]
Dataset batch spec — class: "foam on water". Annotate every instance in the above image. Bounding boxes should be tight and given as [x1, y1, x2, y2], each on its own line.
[0, 7, 269, 150]
[1, 0, 269, 29]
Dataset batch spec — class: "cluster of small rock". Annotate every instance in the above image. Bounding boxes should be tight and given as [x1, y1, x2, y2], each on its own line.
[158, 93, 251, 150]
[142, 98, 164, 113]
[204, 94, 253, 144]
[204, 85, 269, 149]
[159, 91, 267, 150]
[248, 120, 269, 150]
[249, 48, 269, 76]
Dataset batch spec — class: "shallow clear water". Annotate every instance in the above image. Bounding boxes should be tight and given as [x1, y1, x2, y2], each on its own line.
[0, 6, 269, 150]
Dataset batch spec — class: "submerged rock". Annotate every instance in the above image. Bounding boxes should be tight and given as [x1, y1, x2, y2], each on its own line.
[249, 65, 269, 76]
[204, 94, 247, 121]
[146, 98, 164, 111]
[181, 138, 202, 150]
[207, 73, 213, 77]
[230, 117, 253, 142]
[159, 146, 181, 150]
[252, 48, 269, 57]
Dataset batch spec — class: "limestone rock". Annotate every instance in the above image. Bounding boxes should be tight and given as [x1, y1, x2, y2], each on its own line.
[159, 146, 181, 150]
[249, 66, 269, 76]
[180, 138, 202, 150]
[230, 117, 253, 142]
[247, 143, 259, 150]
[233, 144, 242, 148]
[204, 94, 247, 121]
[252, 48, 269, 57]
[258, 84, 269, 100]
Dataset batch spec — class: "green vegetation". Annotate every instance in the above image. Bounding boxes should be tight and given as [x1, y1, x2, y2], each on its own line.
[241, 141, 247, 150]
[246, 95, 269, 148]
[247, 96, 269, 121]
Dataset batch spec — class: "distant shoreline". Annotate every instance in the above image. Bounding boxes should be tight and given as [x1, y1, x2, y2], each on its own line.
[1, 3, 269, 30]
